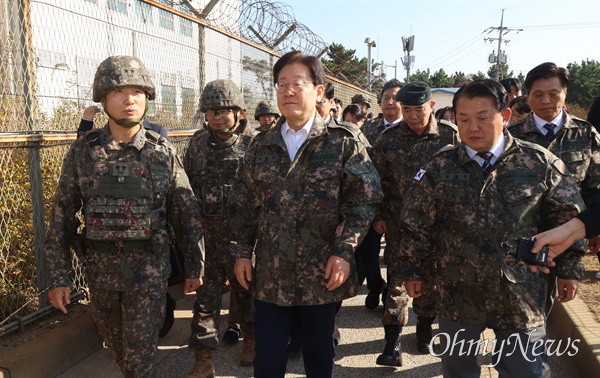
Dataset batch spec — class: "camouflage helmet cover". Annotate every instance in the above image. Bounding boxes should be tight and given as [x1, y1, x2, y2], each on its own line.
[200, 79, 246, 112]
[254, 100, 280, 120]
[351, 93, 371, 108]
[92, 56, 155, 102]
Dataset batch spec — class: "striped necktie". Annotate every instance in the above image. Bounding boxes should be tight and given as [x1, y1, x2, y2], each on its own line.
[477, 151, 494, 177]
[544, 123, 556, 140]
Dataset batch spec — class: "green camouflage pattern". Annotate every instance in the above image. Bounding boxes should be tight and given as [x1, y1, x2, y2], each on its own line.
[183, 129, 255, 349]
[254, 100, 279, 120]
[507, 112, 600, 206]
[361, 115, 388, 149]
[44, 126, 205, 376]
[90, 285, 165, 377]
[373, 118, 459, 325]
[230, 113, 383, 306]
[200, 79, 246, 112]
[395, 129, 586, 329]
[93, 55, 155, 102]
[352, 93, 371, 108]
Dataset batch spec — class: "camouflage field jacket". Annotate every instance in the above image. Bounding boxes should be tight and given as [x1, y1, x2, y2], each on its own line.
[396, 129, 586, 329]
[231, 113, 383, 306]
[45, 125, 205, 291]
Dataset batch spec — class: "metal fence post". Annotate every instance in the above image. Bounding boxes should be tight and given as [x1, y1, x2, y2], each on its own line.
[19, 0, 48, 308]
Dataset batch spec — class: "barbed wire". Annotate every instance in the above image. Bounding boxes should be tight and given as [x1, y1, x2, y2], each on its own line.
[171, 0, 372, 89]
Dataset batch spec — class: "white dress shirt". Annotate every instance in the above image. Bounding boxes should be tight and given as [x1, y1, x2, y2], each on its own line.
[533, 110, 564, 137]
[281, 114, 315, 161]
[464, 132, 506, 167]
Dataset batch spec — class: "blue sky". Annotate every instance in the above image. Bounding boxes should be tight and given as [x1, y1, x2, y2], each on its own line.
[279, 0, 600, 79]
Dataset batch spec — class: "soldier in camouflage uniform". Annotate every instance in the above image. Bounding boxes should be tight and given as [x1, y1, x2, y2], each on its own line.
[372, 82, 459, 366]
[354, 79, 405, 315]
[231, 51, 383, 377]
[507, 62, 600, 314]
[46, 56, 205, 378]
[398, 80, 586, 377]
[183, 79, 255, 377]
[253, 100, 280, 132]
[352, 93, 374, 122]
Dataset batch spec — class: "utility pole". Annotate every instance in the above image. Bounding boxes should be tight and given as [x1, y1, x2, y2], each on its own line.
[484, 9, 522, 80]
[401, 35, 415, 83]
[364, 38, 376, 90]
[380, 60, 398, 80]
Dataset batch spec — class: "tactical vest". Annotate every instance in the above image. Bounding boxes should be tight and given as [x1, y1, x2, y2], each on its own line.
[189, 135, 245, 217]
[83, 131, 169, 241]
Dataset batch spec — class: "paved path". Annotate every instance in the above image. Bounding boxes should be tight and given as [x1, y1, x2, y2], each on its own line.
[59, 264, 579, 378]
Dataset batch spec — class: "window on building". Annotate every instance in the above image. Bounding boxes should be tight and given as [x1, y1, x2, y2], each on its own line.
[180, 18, 193, 37]
[135, 0, 152, 23]
[162, 85, 176, 113]
[85, 0, 98, 4]
[158, 9, 174, 30]
[107, 0, 127, 14]
[181, 87, 195, 120]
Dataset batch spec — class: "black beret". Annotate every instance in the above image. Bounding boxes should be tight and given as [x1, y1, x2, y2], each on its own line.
[395, 81, 432, 105]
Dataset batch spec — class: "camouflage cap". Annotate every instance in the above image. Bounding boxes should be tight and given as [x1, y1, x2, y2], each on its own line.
[254, 100, 280, 120]
[200, 79, 245, 112]
[395, 81, 432, 105]
[92, 56, 155, 102]
[351, 93, 371, 108]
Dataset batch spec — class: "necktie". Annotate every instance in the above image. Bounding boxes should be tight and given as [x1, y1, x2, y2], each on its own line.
[478, 151, 494, 177]
[544, 123, 555, 140]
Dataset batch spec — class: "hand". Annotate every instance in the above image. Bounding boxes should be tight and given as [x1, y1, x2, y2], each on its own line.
[526, 261, 554, 274]
[404, 280, 423, 298]
[587, 235, 600, 255]
[532, 218, 586, 258]
[183, 278, 202, 294]
[372, 220, 387, 235]
[234, 258, 253, 290]
[556, 278, 578, 303]
[325, 255, 350, 291]
[82, 105, 101, 120]
[48, 287, 71, 314]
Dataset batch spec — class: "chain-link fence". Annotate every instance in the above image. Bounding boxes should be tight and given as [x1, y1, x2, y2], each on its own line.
[0, 0, 377, 336]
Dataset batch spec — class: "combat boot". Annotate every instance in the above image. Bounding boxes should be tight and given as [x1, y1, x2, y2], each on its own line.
[240, 332, 255, 367]
[376, 325, 403, 366]
[416, 316, 435, 354]
[187, 349, 214, 378]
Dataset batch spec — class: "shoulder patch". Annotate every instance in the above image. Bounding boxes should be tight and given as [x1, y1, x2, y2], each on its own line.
[414, 168, 426, 181]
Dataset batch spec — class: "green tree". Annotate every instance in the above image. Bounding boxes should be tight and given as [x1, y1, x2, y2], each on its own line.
[471, 71, 488, 81]
[566, 59, 600, 109]
[322, 42, 378, 89]
[409, 69, 432, 86]
[451, 71, 471, 87]
[487, 63, 514, 81]
[431, 69, 453, 88]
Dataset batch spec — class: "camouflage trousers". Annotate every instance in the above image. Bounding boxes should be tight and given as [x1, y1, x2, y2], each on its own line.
[413, 258, 437, 318]
[189, 240, 254, 350]
[89, 283, 166, 377]
[382, 267, 409, 326]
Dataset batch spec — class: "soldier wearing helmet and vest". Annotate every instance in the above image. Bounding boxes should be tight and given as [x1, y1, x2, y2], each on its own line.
[45, 56, 205, 378]
[254, 100, 280, 132]
[183, 79, 255, 377]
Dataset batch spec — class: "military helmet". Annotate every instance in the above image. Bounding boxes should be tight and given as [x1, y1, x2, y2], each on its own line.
[351, 93, 371, 108]
[92, 56, 155, 102]
[254, 100, 279, 121]
[200, 79, 246, 112]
